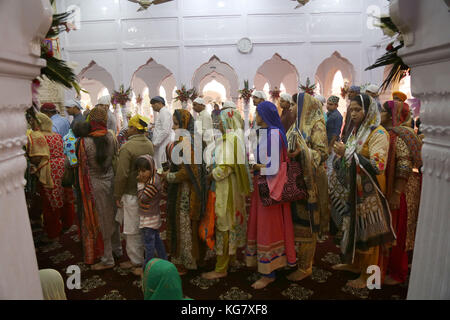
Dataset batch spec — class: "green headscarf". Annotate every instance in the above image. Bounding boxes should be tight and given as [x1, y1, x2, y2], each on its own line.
[143, 258, 184, 300]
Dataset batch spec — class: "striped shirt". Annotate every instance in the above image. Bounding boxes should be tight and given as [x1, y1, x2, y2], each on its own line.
[137, 180, 162, 229]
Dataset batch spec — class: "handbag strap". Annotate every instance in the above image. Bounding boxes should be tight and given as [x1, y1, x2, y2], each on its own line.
[278, 132, 289, 164]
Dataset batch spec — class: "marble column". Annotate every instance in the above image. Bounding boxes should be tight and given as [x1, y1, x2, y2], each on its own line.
[0, 0, 52, 299]
[390, 0, 450, 299]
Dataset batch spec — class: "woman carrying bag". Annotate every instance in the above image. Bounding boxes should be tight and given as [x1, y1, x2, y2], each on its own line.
[245, 101, 297, 289]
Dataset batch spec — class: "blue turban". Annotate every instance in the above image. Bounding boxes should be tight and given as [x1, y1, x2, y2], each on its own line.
[349, 85, 361, 94]
[150, 96, 166, 105]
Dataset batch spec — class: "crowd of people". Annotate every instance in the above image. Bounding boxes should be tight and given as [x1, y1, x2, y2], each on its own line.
[26, 85, 424, 299]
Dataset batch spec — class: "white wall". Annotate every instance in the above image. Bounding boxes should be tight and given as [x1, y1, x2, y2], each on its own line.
[58, 0, 389, 101]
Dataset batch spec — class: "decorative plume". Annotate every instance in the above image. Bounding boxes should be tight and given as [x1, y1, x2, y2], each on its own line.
[292, 0, 310, 9]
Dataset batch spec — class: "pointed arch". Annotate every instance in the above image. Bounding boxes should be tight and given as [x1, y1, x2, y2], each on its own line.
[131, 58, 175, 100]
[78, 60, 115, 105]
[315, 51, 355, 98]
[192, 56, 239, 100]
[254, 53, 299, 95]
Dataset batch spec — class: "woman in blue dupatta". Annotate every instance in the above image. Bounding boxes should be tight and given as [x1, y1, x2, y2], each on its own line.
[245, 101, 296, 289]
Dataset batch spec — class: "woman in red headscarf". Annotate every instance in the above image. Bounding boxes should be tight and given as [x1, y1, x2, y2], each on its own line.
[77, 107, 122, 268]
[381, 100, 423, 285]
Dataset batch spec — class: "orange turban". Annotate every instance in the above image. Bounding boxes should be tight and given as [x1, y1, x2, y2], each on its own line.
[392, 91, 407, 102]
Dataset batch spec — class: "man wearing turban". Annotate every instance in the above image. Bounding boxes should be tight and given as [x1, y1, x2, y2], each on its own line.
[366, 84, 382, 111]
[114, 114, 154, 276]
[64, 98, 85, 131]
[392, 91, 408, 103]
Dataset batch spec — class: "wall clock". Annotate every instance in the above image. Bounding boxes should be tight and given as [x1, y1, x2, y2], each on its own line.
[237, 37, 253, 54]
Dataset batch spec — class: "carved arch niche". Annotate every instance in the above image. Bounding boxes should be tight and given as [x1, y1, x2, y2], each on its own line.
[78, 61, 115, 106]
[131, 58, 176, 112]
[315, 51, 354, 98]
[192, 56, 239, 102]
[254, 53, 299, 95]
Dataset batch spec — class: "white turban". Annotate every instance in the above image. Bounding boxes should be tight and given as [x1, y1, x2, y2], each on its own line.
[97, 95, 111, 106]
[222, 101, 236, 109]
[280, 93, 293, 103]
[252, 91, 267, 100]
[193, 97, 205, 105]
[64, 98, 82, 109]
[365, 84, 379, 94]
[315, 95, 326, 105]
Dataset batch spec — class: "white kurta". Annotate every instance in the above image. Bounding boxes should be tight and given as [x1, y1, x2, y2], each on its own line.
[196, 109, 215, 166]
[152, 106, 173, 169]
[197, 109, 214, 144]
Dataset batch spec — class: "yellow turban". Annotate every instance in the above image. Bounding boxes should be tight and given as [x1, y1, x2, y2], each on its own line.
[129, 114, 150, 130]
[393, 91, 407, 102]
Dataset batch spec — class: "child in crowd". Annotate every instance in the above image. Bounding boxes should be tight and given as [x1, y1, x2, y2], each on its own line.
[135, 154, 168, 272]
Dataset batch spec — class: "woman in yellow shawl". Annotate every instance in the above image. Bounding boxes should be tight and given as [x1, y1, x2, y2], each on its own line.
[201, 107, 252, 280]
[285, 93, 329, 282]
[26, 113, 53, 190]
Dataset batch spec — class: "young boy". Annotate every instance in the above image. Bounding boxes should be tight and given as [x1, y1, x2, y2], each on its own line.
[135, 154, 168, 274]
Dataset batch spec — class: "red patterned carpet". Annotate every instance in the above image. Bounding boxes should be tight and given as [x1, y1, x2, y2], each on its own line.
[33, 222, 409, 300]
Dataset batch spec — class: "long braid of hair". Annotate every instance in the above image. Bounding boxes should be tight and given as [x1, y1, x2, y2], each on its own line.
[93, 135, 109, 170]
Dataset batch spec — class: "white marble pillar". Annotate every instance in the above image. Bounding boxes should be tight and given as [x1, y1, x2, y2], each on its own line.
[390, 0, 450, 300]
[0, 0, 52, 299]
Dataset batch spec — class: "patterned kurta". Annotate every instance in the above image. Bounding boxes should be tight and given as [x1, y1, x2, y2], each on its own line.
[360, 126, 389, 190]
[287, 120, 328, 243]
[43, 133, 65, 209]
[167, 167, 202, 270]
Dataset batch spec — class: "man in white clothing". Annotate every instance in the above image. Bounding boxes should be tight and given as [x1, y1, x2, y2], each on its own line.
[249, 91, 267, 164]
[193, 97, 215, 166]
[193, 97, 214, 144]
[251, 91, 266, 129]
[365, 84, 382, 112]
[150, 96, 173, 169]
